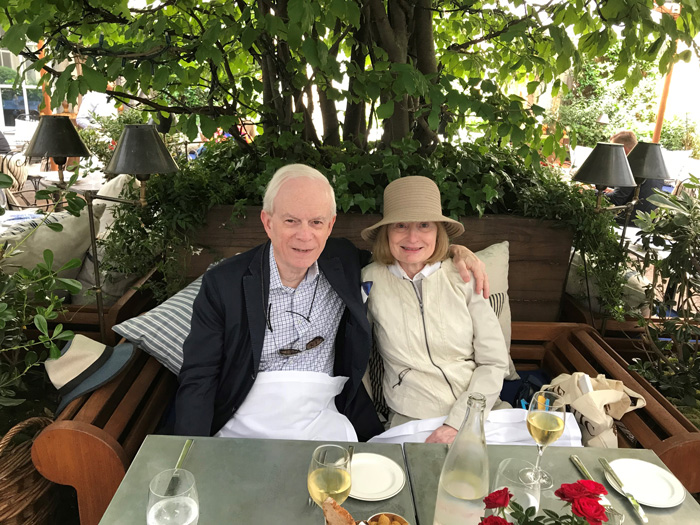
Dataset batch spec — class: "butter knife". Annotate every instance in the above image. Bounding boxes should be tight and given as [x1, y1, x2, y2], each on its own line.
[570, 455, 624, 523]
[599, 458, 648, 523]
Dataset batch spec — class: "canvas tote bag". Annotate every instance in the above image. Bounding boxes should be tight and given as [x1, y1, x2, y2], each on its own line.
[545, 372, 647, 448]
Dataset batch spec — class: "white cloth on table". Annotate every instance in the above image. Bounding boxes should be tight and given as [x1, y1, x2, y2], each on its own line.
[368, 409, 583, 447]
[215, 370, 358, 442]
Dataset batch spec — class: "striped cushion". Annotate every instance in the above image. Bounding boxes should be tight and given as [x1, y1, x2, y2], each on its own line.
[113, 276, 203, 375]
[488, 292, 507, 318]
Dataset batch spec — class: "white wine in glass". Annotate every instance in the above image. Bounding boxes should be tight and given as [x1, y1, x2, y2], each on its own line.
[307, 444, 352, 508]
[520, 390, 565, 489]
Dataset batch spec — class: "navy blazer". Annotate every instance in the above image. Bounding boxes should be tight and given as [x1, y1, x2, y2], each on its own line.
[174, 238, 383, 441]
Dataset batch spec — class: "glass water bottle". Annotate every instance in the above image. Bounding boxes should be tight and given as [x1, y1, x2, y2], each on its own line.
[433, 393, 489, 525]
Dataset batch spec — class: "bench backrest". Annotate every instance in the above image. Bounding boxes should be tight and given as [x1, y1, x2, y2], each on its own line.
[187, 206, 573, 322]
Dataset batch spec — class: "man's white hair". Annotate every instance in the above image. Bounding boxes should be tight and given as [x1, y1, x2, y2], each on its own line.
[262, 164, 336, 216]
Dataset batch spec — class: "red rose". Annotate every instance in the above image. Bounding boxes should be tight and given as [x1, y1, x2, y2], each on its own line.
[479, 516, 511, 525]
[571, 496, 609, 525]
[576, 479, 608, 497]
[554, 482, 591, 503]
[483, 488, 513, 509]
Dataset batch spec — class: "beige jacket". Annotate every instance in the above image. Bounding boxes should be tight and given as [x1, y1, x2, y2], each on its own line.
[362, 260, 509, 429]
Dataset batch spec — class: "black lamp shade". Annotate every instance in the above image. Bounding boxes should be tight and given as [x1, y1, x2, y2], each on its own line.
[105, 124, 179, 180]
[572, 142, 636, 188]
[626, 142, 669, 180]
[24, 115, 90, 161]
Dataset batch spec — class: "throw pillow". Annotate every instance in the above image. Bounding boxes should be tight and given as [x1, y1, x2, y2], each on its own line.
[566, 251, 650, 314]
[97, 174, 139, 238]
[0, 207, 103, 280]
[71, 245, 142, 307]
[113, 276, 204, 375]
[473, 241, 519, 381]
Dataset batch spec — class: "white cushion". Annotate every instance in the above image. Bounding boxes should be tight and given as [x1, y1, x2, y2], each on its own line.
[71, 245, 141, 307]
[566, 251, 649, 313]
[0, 208, 102, 280]
[474, 241, 519, 381]
[97, 174, 140, 237]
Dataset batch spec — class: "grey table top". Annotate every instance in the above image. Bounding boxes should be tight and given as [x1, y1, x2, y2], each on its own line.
[405, 443, 700, 525]
[99, 435, 415, 524]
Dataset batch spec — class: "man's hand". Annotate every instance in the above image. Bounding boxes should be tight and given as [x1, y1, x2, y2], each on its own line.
[425, 424, 458, 444]
[449, 244, 490, 298]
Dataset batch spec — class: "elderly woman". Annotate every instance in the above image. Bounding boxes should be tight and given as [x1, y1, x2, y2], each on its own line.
[361, 176, 509, 444]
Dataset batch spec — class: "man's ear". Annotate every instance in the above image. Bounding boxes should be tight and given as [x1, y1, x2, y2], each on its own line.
[327, 214, 337, 235]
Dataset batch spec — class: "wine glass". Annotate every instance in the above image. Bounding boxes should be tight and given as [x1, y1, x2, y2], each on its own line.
[307, 444, 352, 518]
[520, 390, 565, 489]
[493, 458, 540, 517]
[147, 468, 199, 525]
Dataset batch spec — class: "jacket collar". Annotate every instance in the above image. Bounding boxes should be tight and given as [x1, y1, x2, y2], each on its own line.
[243, 241, 271, 372]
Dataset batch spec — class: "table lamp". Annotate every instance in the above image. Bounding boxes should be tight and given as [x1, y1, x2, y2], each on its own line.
[572, 142, 636, 209]
[569, 142, 636, 328]
[86, 124, 179, 342]
[24, 115, 90, 188]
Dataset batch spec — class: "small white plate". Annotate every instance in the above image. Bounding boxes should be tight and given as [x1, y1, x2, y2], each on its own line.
[603, 458, 686, 508]
[349, 453, 406, 501]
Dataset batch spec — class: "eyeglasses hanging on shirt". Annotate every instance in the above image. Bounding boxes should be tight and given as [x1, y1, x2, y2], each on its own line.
[265, 276, 325, 356]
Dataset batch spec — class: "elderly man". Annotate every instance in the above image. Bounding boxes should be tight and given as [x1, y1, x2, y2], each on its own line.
[174, 164, 487, 441]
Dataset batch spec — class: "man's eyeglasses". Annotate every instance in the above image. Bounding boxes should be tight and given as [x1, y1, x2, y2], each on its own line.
[265, 277, 324, 356]
[278, 336, 325, 356]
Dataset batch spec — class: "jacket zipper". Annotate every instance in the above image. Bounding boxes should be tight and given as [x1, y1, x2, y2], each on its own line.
[414, 283, 457, 400]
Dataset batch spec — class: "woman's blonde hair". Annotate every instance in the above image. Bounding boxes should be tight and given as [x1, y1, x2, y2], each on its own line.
[372, 222, 450, 265]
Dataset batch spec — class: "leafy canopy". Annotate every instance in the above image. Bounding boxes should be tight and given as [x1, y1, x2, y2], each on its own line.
[1, 0, 699, 157]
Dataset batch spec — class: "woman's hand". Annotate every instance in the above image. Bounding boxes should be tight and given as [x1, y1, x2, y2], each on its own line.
[425, 424, 458, 444]
[449, 245, 490, 298]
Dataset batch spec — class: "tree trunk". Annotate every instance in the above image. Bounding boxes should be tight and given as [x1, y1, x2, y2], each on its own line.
[411, 0, 439, 151]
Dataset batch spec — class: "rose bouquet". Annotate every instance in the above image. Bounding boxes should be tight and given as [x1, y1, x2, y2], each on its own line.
[479, 480, 610, 525]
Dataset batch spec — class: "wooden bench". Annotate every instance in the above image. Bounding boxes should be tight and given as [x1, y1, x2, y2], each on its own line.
[29, 208, 698, 525]
[511, 322, 700, 493]
[31, 348, 177, 525]
[50, 268, 160, 347]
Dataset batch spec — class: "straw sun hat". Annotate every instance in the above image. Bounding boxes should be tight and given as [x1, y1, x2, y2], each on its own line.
[361, 176, 465, 241]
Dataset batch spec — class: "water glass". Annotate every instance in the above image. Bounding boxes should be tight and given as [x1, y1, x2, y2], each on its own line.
[147, 468, 199, 525]
[493, 458, 540, 516]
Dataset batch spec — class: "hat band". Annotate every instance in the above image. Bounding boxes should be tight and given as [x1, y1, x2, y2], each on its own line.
[57, 345, 114, 396]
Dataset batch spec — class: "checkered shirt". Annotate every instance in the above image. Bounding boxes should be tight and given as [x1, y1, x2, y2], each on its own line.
[259, 246, 343, 373]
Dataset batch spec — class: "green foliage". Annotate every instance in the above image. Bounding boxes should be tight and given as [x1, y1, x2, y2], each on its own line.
[658, 115, 697, 152]
[0, 65, 18, 85]
[630, 176, 700, 420]
[2, 0, 698, 160]
[101, 137, 627, 314]
[77, 108, 145, 169]
[0, 180, 82, 408]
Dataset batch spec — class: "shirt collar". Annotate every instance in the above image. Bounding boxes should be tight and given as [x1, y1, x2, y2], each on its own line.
[388, 260, 442, 282]
[269, 245, 319, 291]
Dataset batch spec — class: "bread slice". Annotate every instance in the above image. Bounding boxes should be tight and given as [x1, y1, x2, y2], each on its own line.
[321, 497, 355, 525]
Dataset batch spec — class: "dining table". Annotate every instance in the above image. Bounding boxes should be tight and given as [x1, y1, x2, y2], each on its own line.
[99, 435, 700, 524]
[99, 435, 415, 524]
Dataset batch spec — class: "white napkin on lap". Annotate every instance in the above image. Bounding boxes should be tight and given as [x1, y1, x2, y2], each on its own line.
[368, 409, 583, 447]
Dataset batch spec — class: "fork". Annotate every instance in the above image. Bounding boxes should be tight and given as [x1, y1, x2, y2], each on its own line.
[308, 448, 332, 506]
[570, 455, 625, 524]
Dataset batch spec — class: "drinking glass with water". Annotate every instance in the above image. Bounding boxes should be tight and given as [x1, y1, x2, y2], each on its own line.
[147, 468, 199, 525]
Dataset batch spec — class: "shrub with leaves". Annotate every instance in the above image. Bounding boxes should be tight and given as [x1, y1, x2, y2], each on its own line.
[630, 175, 700, 424]
[0, 173, 81, 408]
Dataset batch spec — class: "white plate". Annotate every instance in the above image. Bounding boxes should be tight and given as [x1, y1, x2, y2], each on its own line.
[604, 458, 686, 508]
[349, 453, 405, 501]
